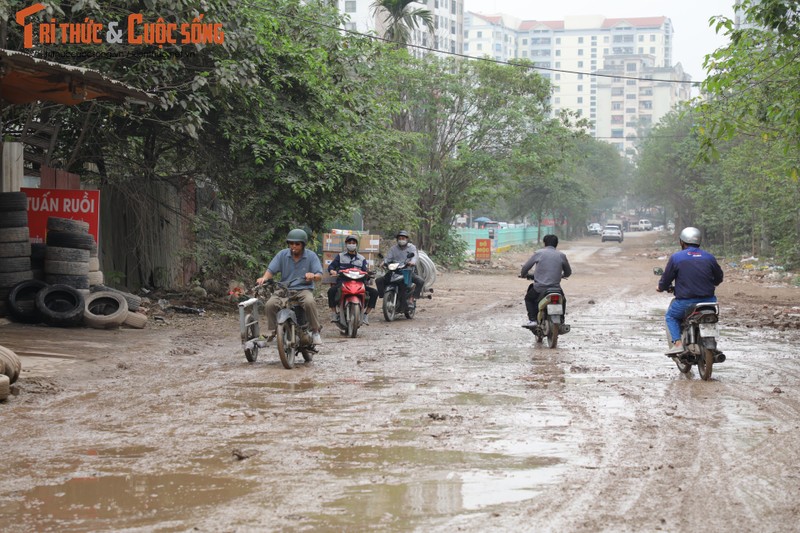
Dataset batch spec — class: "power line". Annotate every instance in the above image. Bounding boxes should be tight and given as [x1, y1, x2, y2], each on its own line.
[241, 1, 699, 86]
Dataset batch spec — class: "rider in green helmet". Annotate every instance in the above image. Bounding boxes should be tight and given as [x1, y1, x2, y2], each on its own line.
[257, 228, 324, 345]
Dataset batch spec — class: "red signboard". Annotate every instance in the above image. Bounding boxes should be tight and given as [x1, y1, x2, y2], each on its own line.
[22, 188, 100, 244]
[475, 238, 492, 262]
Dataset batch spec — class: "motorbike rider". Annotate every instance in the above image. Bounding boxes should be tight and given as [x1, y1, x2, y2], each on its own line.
[520, 234, 572, 327]
[256, 229, 324, 346]
[657, 227, 724, 355]
[376, 230, 425, 305]
[327, 235, 378, 325]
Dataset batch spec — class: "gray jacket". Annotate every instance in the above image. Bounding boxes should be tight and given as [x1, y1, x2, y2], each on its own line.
[520, 246, 572, 291]
[385, 242, 418, 266]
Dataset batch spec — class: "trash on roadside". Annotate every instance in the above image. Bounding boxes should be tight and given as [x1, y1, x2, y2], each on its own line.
[168, 305, 205, 315]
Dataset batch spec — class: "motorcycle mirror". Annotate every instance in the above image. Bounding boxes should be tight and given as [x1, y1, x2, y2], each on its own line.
[377, 253, 384, 259]
[653, 267, 664, 276]
[407, 252, 415, 258]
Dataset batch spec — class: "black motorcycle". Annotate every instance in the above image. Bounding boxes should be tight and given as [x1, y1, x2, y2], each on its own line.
[521, 275, 570, 348]
[379, 252, 417, 322]
[654, 267, 725, 380]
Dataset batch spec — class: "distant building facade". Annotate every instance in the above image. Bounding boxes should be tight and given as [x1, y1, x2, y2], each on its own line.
[336, 0, 464, 58]
[463, 13, 692, 156]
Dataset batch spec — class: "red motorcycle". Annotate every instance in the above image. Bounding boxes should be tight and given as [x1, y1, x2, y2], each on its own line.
[334, 267, 369, 338]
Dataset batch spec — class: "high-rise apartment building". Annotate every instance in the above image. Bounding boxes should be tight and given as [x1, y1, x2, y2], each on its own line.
[463, 13, 691, 156]
[336, 0, 464, 58]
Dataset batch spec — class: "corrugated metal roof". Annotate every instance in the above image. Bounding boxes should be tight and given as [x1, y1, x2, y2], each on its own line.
[0, 49, 155, 105]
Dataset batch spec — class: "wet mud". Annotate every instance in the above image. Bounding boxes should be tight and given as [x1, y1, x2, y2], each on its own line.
[2, 232, 800, 531]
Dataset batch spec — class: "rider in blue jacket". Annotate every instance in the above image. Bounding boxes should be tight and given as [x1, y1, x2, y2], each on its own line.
[658, 227, 724, 355]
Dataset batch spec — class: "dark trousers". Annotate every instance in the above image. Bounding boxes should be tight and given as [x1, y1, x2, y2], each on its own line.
[525, 284, 566, 321]
[328, 284, 378, 310]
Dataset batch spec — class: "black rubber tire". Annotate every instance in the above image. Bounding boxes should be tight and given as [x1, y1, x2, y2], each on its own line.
[0, 242, 31, 258]
[0, 257, 31, 273]
[84, 291, 129, 329]
[0, 211, 28, 228]
[90, 284, 140, 311]
[0, 270, 33, 288]
[276, 323, 296, 369]
[545, 319, 559, 349]
[36, 284, 85, 327]
[346, 302, 360, 338]
[46, 230, 94, 250]
[8, 279, 48, 324]
[44, 260, 90, 276]
[122, 311, 148, 329]
[45, 274, 89, 289]
[0, 192, 27, 212]
[45, 246, 90, 262]
[244, 313, 259, 363]
[47, 217, 89, 233]
[697, 348, 714, 381]
[0, 227, 29, 243]
[382, 290, 397, 322]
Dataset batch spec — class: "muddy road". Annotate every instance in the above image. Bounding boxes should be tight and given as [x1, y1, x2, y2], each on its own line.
[2, 232, 800, 532]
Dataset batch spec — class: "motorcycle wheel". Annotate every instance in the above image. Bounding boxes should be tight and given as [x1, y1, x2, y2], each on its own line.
[673, 356, 692, 374]
[346, 302, 360, 338]
[697, 347, 714, 381]
[276, 323, 296, 369]
[383, 290, 397, 322]
[545, 319, 559, 349]
[244, 313, 259, 363]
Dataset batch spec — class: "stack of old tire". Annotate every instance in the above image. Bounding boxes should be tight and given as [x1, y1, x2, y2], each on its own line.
[91, 284, 147, 329]
[0, 345, 22, 401]
[0, 192, 32, 319]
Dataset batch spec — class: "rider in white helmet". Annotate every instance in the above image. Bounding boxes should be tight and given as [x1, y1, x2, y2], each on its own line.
[657, 227, 724, 355]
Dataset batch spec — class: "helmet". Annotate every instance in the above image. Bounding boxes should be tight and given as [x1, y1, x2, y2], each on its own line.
[679, 227, 701, 245]
[345, 235, 359, 244]
[396, 230, 410, 238]
[285, 228, 308, 244]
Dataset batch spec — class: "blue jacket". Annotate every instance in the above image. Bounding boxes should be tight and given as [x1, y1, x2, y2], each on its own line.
[658, 246, 723, 299]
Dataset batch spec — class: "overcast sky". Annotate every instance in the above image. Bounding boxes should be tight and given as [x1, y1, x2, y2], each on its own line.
[464, 0, 736, 82]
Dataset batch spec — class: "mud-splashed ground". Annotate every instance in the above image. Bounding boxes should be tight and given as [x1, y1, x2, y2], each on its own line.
[2, 232, 800, 532]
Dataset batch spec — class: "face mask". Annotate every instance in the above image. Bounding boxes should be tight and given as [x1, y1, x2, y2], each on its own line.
[346, 243, 357, 252]
[397, 239, 408, 246]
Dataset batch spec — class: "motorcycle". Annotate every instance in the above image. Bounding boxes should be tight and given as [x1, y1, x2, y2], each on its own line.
[521, 275, 570, 349]
[332, 267, 371, 338]
[654, 267, 725, 380]
[238, 280, 317, 369]
[380, 252, 418, 322]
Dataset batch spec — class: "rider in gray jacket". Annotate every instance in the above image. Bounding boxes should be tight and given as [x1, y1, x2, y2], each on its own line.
[520, 234, 572, 327]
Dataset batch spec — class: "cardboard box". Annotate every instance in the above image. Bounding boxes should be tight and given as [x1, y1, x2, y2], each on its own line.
[322, 250, 379, 269]
[322, 232, 381, 253]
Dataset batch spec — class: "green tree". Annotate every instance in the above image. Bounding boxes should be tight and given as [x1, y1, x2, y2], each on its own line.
[370, 0, 434, 45]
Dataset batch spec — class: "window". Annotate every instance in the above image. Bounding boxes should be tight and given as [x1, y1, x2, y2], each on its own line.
[495, 43, 502, 52]
[577, 97, 583, 103]
[578, 49, 584, 56]
[555, 97, 561, 104]
[626, 107, 636, 113]
[555, 62, 561, 68]
[577, 84, 583, 91]
[556, 50, 561, 56]
[626, 63, 637, 72]
[522, 50, 527, 57]
[464, 30, 468, 38]
[577, 73, 583, 80]
[477, 31, 482, 38]
[578, 37, 584, 43]
[639, 35, 644, 42]
[555, 73, 561, 80]
[638, 47, 643, 54]
[556, 37, 561, 44]
[650, 47, 656, 54]
[626, 94, 636, 99]
[345, 22, 356, 31]
[641, 100, 653, 109]
[463, 42, 469, 52]
[611, 129, 624, 138]
[611, 115, 623, 124]
[477, 43, 482, 50]
[626, 80, 636, 85]
[451, 21, 456, 34]
[554, 86, 561, 92]
[345, 0, 356, 12]
[451, 0, 457, 15]
[612, 102, 622, 110]
[577, 61, 583, 68]
[611, 88, 624, 96]
[651, 34, 656, 41]
[522, 38, 528, 45]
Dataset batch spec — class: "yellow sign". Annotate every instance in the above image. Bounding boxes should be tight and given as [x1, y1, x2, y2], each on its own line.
[475, 239, 492, 262]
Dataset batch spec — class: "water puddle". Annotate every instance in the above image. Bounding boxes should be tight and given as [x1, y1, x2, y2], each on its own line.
[0, 473, 255, 531]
